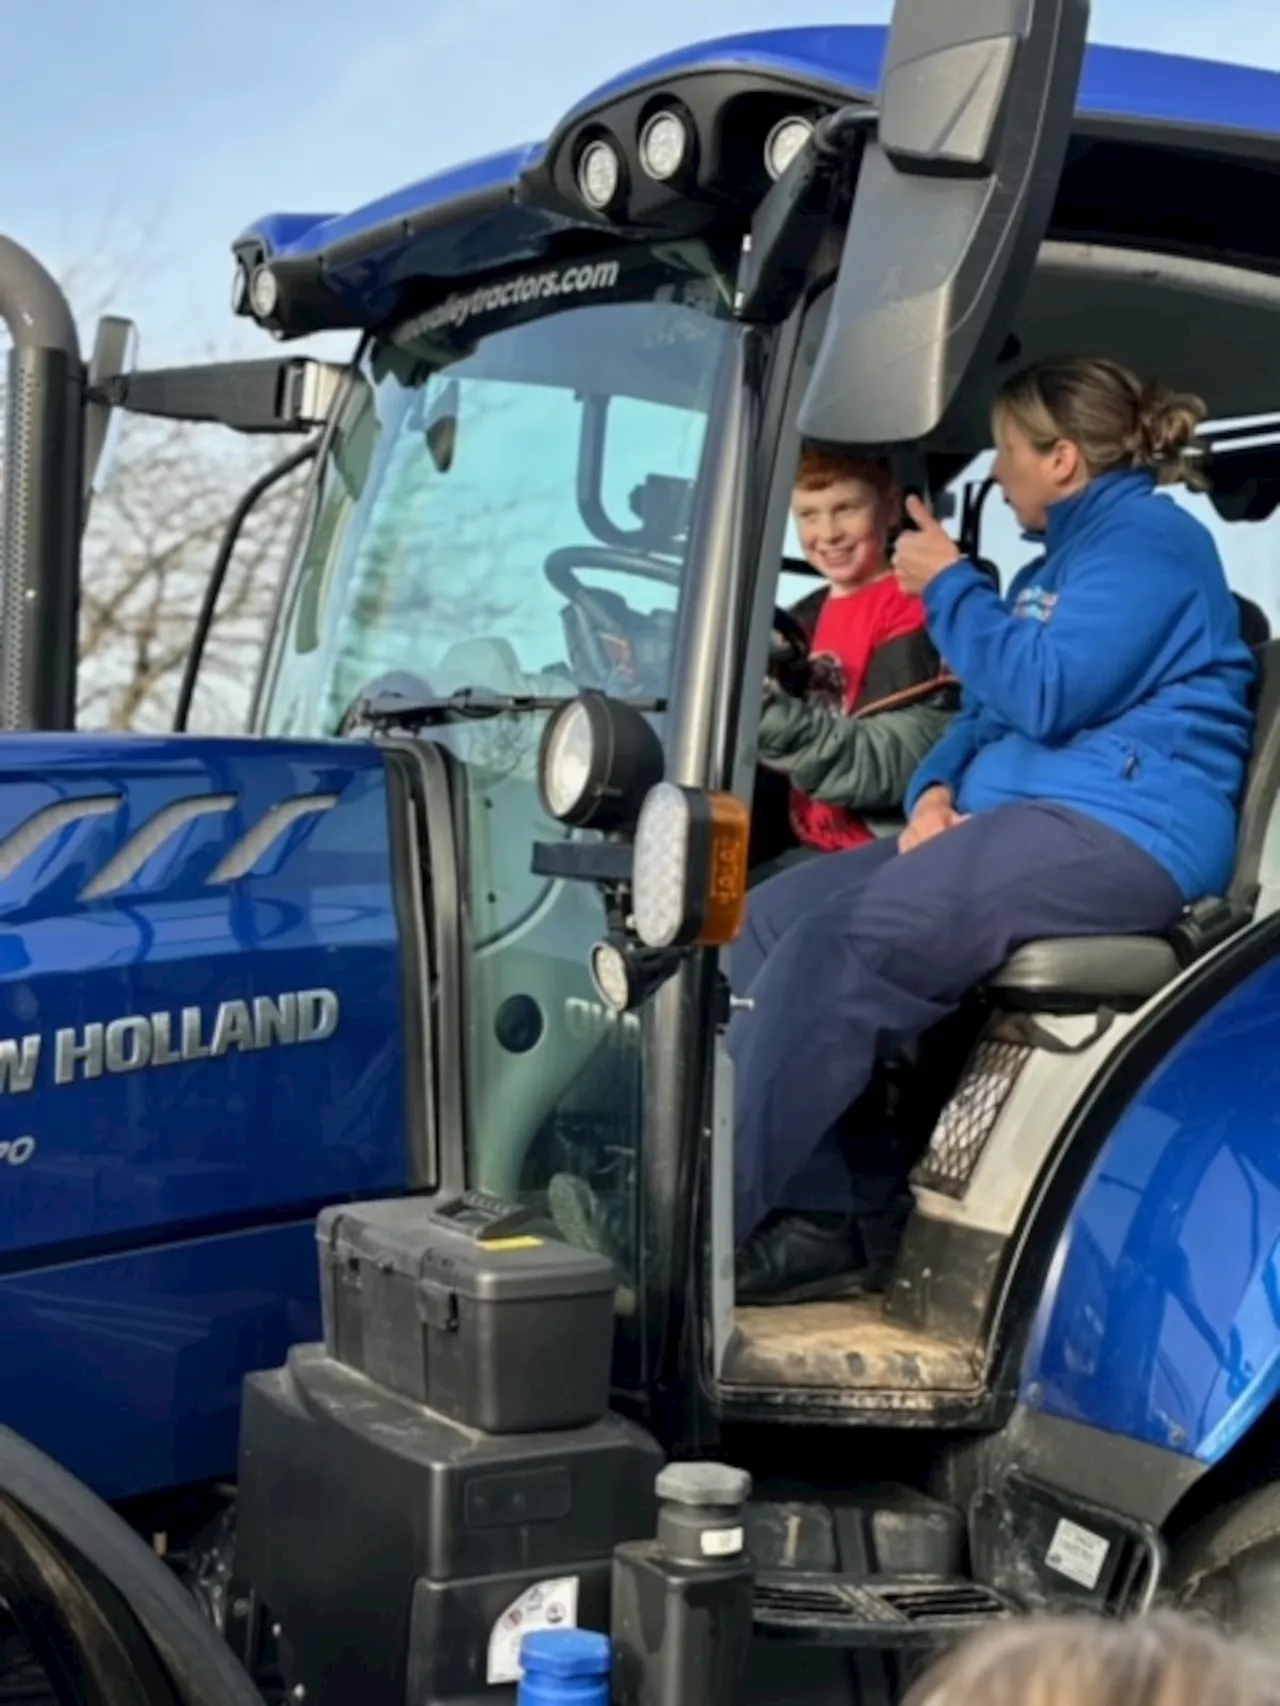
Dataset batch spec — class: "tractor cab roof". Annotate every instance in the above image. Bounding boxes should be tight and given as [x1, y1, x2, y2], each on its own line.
[231, 27, 1280, 347]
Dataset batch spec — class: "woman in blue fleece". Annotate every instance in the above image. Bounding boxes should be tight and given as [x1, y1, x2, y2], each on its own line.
[729, 356, 1257, 1306]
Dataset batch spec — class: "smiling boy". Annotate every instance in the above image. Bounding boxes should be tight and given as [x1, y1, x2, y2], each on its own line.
[758, 443, 957, 858]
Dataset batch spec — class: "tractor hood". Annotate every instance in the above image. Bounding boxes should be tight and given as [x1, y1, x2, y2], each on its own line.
[0, 731, 426, 1499]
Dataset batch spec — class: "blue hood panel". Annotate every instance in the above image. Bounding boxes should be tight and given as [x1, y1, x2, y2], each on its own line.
[0, 733, 416, 1498]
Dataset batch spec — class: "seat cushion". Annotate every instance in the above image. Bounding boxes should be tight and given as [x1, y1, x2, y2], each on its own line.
[984, 935, 1181, 1011]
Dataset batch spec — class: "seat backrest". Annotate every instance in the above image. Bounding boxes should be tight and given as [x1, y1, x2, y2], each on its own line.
[1236, 593, 1271, 649]
[1231, 637, 1280, 904]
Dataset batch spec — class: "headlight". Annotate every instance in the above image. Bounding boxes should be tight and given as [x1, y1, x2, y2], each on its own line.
[577, 138, 623, 211]
[590, 939, 635, 1011]
[639, 110, 690, 181]
[631, 783, 750, 950]
[765, 116, 815, 181]
[249, 264, 280, 319]
[537, 691, 664, 831]
[541, 700, 595, 821]
[590, 936, 682, 1014]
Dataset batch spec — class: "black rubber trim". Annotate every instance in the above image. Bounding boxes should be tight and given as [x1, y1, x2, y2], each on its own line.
[379, 737, 467, 1194]
[381, 746, 439, 1190]
[0, 1428, 263, 1706]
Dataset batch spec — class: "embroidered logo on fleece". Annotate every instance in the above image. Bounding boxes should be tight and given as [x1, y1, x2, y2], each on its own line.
[1013, 586, 1059, 624]
[807, 651, 848, 712]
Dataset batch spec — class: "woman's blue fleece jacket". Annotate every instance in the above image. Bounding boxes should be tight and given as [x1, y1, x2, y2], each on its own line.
[904, 470, 1257, 901]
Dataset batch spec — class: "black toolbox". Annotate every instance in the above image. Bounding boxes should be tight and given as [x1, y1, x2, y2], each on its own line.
[317, 1191, 618, 1434]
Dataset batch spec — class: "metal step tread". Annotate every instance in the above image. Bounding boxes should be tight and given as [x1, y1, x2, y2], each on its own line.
[753, 1572, 1013, 1648]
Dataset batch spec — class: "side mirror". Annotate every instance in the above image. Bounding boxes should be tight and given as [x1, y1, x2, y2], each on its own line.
[799, 0, 1090, 448]
[82, 313, 139, 514]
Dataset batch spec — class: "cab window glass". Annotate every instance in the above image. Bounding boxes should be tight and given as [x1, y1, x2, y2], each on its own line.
[951, 432, 1280, 635]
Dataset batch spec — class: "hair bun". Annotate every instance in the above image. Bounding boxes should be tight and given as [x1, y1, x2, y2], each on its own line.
[1134, 383, 1207, 477]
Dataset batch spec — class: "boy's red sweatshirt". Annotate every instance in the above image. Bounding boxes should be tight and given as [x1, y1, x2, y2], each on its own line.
[790, 575, 933, 852]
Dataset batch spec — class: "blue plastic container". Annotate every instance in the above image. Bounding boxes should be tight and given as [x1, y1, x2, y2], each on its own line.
[516, 1629, 612, 1706]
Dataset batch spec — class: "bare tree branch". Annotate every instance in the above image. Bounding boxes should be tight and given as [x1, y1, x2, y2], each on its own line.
[1, 236, 309, 734]
[77, 416, 308, 732]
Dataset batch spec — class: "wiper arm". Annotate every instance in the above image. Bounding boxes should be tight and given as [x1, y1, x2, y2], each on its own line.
[355, 685, 666, 731]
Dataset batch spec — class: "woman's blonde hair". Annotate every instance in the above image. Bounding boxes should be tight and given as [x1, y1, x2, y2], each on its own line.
[903, 1612, 1280, 1706]
[995, 356, 1208, 489]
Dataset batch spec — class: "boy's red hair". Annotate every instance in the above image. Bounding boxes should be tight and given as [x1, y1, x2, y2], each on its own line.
[794, 441, 897, 500]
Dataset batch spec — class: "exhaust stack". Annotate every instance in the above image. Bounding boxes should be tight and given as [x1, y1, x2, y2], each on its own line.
[0, 237, 84, 730]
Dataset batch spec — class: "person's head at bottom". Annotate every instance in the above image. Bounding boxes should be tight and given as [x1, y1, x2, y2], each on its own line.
[904, 1611, 1280, 1706]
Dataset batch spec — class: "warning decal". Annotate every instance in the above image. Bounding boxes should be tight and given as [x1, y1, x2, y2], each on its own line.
[486, 1576, 581, 1684]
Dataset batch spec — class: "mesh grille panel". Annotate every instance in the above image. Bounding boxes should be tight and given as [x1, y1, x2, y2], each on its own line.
[913, 1038, 1033, 1198]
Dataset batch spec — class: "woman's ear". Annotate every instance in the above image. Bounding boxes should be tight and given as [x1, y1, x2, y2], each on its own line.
[1049, 437, 1085, 490]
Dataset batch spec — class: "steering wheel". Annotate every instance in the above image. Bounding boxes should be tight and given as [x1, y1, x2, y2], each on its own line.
[768, 605, 811, 699]
[544, 545, 681, 696]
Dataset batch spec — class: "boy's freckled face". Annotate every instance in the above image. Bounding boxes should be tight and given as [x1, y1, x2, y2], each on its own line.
[793, 477, 891, 594]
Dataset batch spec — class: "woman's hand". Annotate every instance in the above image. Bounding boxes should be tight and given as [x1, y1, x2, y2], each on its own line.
[892, 496, 963, 595]
[900, 785, 968, 853]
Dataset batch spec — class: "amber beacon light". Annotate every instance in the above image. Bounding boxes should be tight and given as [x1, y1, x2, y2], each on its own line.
[631, 782, 750, 950]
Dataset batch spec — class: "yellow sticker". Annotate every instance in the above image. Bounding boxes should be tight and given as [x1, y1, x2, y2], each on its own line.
[478, 1235, 544, 1251]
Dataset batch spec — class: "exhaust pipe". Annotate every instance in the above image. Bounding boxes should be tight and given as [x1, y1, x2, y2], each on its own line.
[0, 236, 84, 731]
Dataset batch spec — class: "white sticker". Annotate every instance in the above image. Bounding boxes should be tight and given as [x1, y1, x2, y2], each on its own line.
[700, 1526, 744, 1558]
[1045, 1517, 1111, 1590]
[486, 1576, 581, 1685]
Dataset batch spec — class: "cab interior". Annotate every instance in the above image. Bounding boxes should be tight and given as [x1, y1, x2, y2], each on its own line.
[720, 236, 1280, 1414]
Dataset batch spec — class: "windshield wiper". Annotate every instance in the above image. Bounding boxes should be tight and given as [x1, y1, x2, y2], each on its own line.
[354, 686, 666, 731]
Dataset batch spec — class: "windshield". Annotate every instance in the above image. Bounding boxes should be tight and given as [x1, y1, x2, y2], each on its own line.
[257, 244, 735, 1353]
[259, 243, 733, 733]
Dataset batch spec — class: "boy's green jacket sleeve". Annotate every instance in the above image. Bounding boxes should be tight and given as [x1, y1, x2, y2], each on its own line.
[758, 688, 957, 812]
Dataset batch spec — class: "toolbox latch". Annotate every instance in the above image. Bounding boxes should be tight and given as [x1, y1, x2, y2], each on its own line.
[417, 1278, 459, 1332]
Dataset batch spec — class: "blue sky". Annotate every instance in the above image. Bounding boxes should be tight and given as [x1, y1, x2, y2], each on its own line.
[3, 0, 1279, 363]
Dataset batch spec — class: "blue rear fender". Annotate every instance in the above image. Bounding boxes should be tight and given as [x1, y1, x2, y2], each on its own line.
[1022, 951, 1280, 1467]
[0, 732, 419, 1499]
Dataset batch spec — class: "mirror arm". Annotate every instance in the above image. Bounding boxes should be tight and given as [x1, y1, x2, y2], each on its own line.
[95, 357, 343, 435]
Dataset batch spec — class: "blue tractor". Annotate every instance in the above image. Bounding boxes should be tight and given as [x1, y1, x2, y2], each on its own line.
[6, 1, 1280, 1701]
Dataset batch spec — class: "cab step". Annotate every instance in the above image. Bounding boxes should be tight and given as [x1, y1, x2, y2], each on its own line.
[752, 1574, 1013, 1648]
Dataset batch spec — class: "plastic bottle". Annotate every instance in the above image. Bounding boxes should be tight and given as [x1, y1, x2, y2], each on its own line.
[516, 1628, 612, 1706]
[611, 1462, 755, 1706]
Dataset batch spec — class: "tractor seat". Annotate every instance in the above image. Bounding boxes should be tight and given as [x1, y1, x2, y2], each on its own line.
[985, 933, 1182, 1011]
[985, 610, 1280, 1015]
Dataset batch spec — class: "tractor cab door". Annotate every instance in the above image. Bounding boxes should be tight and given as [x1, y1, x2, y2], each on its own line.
[710, 0, 1091, 1383]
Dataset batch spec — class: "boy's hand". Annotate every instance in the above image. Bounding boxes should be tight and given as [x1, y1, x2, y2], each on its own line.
[892, 496, 963, 595]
